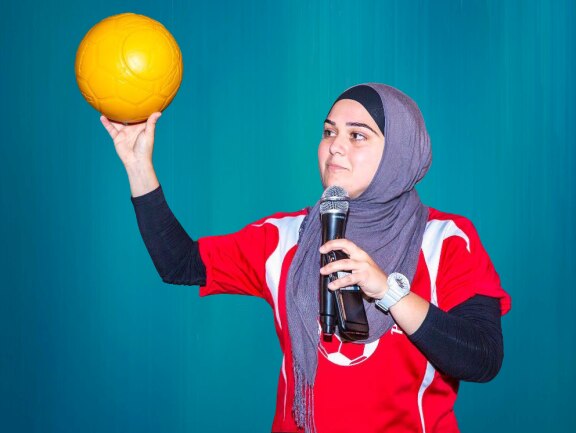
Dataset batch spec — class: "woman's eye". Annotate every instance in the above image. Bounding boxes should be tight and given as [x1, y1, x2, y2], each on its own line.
[323, 129, 335, 138]
[351, 132, 366, 141]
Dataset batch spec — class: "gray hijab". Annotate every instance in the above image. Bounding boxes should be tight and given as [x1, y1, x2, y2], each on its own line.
[285, 83, 432, 432]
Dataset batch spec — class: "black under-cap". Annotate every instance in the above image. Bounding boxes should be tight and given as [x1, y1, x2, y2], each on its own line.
[331, 84, 386, 136]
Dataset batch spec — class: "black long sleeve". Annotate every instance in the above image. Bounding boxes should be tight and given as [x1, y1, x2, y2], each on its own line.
[130, 186, 504, 382]
[407, 294, 504, 383]
[130, 184, 206, 286]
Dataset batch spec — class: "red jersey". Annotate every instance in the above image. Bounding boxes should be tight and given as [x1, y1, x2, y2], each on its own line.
[198, 206, 511, 433]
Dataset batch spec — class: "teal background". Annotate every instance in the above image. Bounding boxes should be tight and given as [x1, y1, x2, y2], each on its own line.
[1, 0, 574, 431]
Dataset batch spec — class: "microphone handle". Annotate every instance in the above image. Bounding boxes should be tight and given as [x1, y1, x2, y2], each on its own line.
[320, 212, 347, 336]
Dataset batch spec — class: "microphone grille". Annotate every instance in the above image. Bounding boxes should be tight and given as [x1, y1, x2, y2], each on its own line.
[320, 185, 349, 214]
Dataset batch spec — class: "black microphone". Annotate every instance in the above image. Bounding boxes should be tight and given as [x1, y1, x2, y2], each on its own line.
[319, 186, 349, 338]
[319, 185, 369, 341]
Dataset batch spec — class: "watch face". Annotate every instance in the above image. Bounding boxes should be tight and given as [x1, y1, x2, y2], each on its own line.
[395, 276, 407, 289]
[389, 273, 410, 292]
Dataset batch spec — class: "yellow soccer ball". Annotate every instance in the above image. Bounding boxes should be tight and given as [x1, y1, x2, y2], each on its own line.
[75, 13, 183, 123]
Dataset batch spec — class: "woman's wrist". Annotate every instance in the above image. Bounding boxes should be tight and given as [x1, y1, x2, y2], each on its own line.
[388, 292, 430, 336]
[124, 158, 154, 172]
[125, 161, 160, 198]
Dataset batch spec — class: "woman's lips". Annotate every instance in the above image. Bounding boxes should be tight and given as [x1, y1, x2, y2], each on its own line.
[327, 162, 348, 172]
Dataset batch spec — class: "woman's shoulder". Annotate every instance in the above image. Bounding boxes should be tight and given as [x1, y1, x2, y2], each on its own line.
[427, 205, 468, 222]
[250, 207, 309, 226]
[425, 206, 481, 243]
[427, 206, 475, 226]
[423, 205, 510, 315]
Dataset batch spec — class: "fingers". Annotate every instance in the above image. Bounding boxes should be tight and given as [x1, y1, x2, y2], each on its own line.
[145, 111, 162, 136]
[319, 239, 387, 296]
[320, 258, 358, 275]
[326, 272, 358, 291]
[319, 238, 367, 259]
[320, 258, 368, 289]
[100, 115, 119, 139]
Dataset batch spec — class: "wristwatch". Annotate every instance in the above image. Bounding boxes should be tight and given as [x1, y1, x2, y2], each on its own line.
[375, 272, 411, 313]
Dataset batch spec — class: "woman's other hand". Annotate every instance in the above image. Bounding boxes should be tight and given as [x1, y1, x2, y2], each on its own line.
[100, 112, 162, 197]
[100, 111, 162, 168]
[319, 239, 389, 299]
[319, 238, 430, 335]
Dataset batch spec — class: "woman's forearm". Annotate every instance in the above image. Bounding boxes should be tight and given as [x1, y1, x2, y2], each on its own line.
[403, 295, 504, 383]
[130, 184, 206, 286]
[388, 291, 430, 335]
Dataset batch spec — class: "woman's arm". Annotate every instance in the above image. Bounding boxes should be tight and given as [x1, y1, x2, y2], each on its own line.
[387, 291, 430, 335]
[403, 294, 503, 383]
[366, 285, 503, 383]
[319, 238, 505, 383]
[131, 184, 206, 285]
[100, 112, 206, 285]
[379, 289, 503, 383]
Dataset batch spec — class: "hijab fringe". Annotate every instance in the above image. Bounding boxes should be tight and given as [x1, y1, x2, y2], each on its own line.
[293, 362, 316, 433]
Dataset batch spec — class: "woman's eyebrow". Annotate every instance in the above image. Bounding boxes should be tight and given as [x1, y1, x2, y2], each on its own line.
[324, 118, 380, 137]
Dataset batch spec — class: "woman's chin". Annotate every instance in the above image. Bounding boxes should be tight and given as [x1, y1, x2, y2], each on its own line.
[322, 174, 347, 190]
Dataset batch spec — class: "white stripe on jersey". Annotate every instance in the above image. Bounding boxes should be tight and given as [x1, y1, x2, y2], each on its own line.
[253, 215, 306, 330]
[281, 355, 287, 421]
[418, 219, 470, 433]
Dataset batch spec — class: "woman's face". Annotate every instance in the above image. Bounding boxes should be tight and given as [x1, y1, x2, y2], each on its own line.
[318, 99, 385, 199]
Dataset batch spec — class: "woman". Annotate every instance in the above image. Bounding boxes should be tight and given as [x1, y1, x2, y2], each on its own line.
[101, 83, 511, 433]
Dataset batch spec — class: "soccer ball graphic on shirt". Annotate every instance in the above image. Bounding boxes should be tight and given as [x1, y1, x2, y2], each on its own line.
[319, 333, 379, 367]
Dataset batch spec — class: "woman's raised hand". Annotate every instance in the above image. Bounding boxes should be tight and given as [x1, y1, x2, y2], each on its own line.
[100, 112, 162, 168]
[100, 112, 162, 197]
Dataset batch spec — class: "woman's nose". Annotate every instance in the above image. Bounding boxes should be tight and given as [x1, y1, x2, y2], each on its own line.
[329, 135, 347, 156]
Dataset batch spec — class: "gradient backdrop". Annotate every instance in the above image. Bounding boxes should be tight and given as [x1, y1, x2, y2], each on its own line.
[1, 0, 574, 432]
